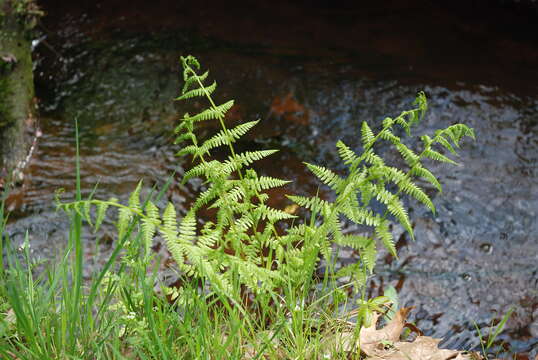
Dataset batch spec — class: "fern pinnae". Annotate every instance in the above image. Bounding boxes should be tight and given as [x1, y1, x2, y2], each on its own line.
[117, 207, 133, 240]
[93, 201, 110, 233]
[199, 120, 260, 153]
[423, 148, 458, 165]
[175, 80, 217, 101]
[362, 239, 377, 273]
[435, 134, 457, 154]
[186, 100, 235, 123]
[375, 219, 397, 257]
[141, 201, 159, 259]
[336, 140, 358, 165]
[361, 121, 375, 147]
[128, 181, 143, 213]
[181, 70, 208, 94]
[250, 176, 291, 192]
[221, 150, 279, 175]
[396, 142, 419, 166]
[305, 163, 343, 191]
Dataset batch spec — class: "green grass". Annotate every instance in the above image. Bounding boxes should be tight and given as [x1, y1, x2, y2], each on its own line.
[0, 205, 358, 359]
[0, 125, 359, 359]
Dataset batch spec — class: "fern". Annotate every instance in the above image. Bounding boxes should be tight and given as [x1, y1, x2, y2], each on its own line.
[57, 57, 474, 301]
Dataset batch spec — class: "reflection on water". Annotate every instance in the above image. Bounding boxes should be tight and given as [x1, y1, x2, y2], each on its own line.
[4, 9, 538, 356]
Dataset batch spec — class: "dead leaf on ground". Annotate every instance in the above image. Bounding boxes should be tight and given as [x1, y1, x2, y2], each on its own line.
[318, 307, 483, 360]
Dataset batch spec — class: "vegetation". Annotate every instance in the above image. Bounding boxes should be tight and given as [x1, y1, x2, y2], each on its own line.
[0, 56, 482, 359]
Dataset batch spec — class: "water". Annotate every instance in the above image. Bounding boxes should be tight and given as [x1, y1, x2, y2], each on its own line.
[4, 2, 538, 356]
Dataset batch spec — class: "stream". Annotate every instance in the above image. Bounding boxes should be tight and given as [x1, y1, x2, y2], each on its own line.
[3, 1, 538, 356]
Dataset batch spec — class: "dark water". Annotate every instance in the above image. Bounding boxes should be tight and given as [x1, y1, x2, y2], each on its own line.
[4, 2, 538, 356]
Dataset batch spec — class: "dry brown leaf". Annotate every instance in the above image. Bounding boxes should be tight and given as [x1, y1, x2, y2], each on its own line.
[366, 337, 461, 360]
[317, 307, 483, 360]
[359, 307, 413, 352]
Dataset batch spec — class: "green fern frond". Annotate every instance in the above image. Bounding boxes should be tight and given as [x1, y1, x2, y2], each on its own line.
[361, 122, 375, 147]
[340, 204, 381, 227]
[185, 100, 235, 123]
[362, 240, 377, 273]
[93, 200, 110, 233]
[387, 198, 412, 238]
[183, 160, 222, 182]
[192, 184, 222, 211]
[197, 228, 220, 250]
[409, 164, 442, 192]
[379, 129, 400, 145]
[397, 179, 435, 214]
[423, 148, 458, 165]
[287, 195, 331, 212]
[435, 134, 457, 154]
[221, 150, 278, 174]
[435, 124, 475, 147]
[335, 234, 372, 250]
[413, 91, 428, 123]
[199, 120, 260, 153]
[141, 201, 159, 258]
[128, 181, 143, 213]
[176, 80, 217, 101]
[396, 143, 419, 166]
[117, 207, 132, 240]
[336, 140, 358, 165]
[181, 70, 208, 94]
[363, 149, 385, 166]
[256, 204, 297, 222]
[375, 220, 397, 257]
[246, 176, 291, 192]
[161, 203, 178, 247]
[305, 163, 343, 190]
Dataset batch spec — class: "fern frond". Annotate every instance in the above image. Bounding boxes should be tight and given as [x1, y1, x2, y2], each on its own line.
[183, 160, 221, 182]
[386, 197, 412, 238]
[435, 124, 475, 147]
[192, 184, 221, 211]
[221, 150, 278, 174]
[141, 201, 159, 258]
[435, 134, 457, 154]
[234, 214, 254, 232]
[336, 140, 358, 165]
[379, 129, 400, 145]
[178, 212, 197, 245]
[340, 203, 381, 227]
[176, 81, 217, 101]
[287, 195, 331, 212]
[409, 164, 442, 192]
[362, 239, 377, 273]
[396, 179, 435, 214]
[247, 176, 291, 192]
[305, 163, 343, 190]
[186, 100, 235, 123]
[181, 70, 209, 94]
[198, 228, 220, 250]
[423, 149, 458, 165]
[361, 122, 375, 147]
[413, 91, 428, 124]
[335, 234, 371, 250]
[128, 181, 143, 213]
[94, 200, 110, 233]
[363, 149, 385, 166]
[198, 120, 260, 154]
[375, 220, 397, 257]
[396, 143, 419, 166]
[256, 204, 297, 222]
[117, 207, 132, 240]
